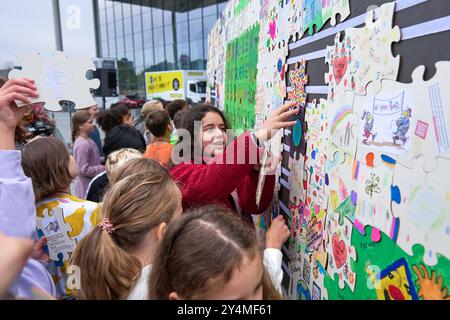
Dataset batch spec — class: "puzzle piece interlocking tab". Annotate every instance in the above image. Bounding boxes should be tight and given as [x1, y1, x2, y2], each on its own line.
[8, 51, 100, 112]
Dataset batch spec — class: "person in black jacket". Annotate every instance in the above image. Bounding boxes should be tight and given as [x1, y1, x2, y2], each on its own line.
[85, 125, 146, 202]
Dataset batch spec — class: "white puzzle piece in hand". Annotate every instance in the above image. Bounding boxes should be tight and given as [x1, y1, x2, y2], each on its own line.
[36, 207, 76, 263]
[8, 51, 100, 111]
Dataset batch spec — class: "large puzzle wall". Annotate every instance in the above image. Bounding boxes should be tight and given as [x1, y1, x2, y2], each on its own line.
[207, 0, 450, 300]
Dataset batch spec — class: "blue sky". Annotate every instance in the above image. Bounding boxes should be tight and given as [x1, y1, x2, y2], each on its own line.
[0, 0, 96, 69]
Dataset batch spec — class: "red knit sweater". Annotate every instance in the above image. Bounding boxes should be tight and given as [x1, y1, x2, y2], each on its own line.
[170, 132, 276, 225]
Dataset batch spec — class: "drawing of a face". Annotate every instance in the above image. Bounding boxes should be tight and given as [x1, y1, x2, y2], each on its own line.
[376, 259, 418, 300]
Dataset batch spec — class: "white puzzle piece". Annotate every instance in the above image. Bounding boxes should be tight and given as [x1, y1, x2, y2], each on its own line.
[392, 156, 450, 266]
[325, 211, 357, 291]
[8, 51, 100, 111]
[302, 0, 350, 36]
[353, 155, 398, 242]
[354, 62, 450, 172]
[305, 100, 331, 210]
[325, 2, 400, 100]
[36, 207, 76, 263]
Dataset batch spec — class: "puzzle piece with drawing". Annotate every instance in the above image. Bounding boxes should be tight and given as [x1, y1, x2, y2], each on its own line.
[325, 210, 357, 291]
[354, 61, 450, 173]
[302, 0, 350, 36]
[323, 91, 358, 157]
[395, 62, 450, 172]
[351, 151, 399, 243]
[36, 207, 75, 263]
[325, 2, 400, 101]
[288, 59, 308, 108]
[288, 246, 329, 300]
[327, 149, 357, 224]
[8, 51, 100, 112]
[304, 100, 331, 210]
[391, 156, 450, 266]
[289, 153, 308, 204]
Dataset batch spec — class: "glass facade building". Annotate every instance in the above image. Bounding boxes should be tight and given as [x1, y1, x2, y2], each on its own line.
[96, 0, 226, 96]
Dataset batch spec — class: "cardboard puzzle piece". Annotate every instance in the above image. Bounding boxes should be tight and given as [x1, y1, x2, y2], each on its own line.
[411, 262, 450, 300]
[325, 211, 357, 291]
[427, 157, 450, 191]
[354, 61, 450, 172]
[36, 207, 75, 263]
[391, 156, 450, 266]
[288, 156, 328, 276]
[326, 149, 357, 225]
[302, 0, 350, 36]
[289, 153, 308, 205]
[396, 62, 450, 172]
[256, 130, 283, 207]
[355, 88, 415, 156]
[256, 3, 288, 118]
[274, 0, 293, 45]
[327, 224, 449, 300]
[289, 198, 309, 255]
[288, 240, 329, 300]
[325, 2, 400, 100]
[290, 106, 308, 157]
[206, 18, 226, 108]
[305, 100, 331, 210]
[225, 23, 261, 130]
[288, 0, 304, 42]
[372, 257, 419, 300]
[8, 51, 100, 112]
[288, 59, 308, 107]
[323, 91, 358, 157]
[352, 153, 398, 243]
[225, 0, 260, 43]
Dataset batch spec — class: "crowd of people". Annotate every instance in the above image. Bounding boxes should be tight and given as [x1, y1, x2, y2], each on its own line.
[0, 77, 299, 300]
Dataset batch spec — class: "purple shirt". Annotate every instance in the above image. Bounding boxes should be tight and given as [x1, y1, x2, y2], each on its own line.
[0, 150, 56, 298]
[72, 136, 105, 199]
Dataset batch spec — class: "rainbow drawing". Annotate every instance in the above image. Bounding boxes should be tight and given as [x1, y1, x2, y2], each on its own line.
[331, 105, 353, 133]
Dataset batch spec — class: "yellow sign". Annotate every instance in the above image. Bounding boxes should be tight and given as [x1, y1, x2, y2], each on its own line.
[145, 71, 184, 95]
[187, 71, 205, 77]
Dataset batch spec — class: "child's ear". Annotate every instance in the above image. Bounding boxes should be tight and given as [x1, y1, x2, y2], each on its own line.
[168, 292, 180, 300]
[156, 222, 167, 241]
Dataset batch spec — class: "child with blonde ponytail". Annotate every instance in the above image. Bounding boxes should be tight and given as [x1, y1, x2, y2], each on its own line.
[70, 158, 183, 300]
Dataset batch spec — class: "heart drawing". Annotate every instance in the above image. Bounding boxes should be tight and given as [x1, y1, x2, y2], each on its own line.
[332, 233, 347, 268]
[333, 56, 348, 85]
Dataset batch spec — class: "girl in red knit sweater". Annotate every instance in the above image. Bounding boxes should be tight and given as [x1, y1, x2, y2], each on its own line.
[170, 102, 298, 225]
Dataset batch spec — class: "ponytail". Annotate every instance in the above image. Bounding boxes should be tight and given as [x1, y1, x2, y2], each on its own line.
[71, 127, 79, 143]
[69, 158, 180, 299]
[70, 224, 142, 300]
